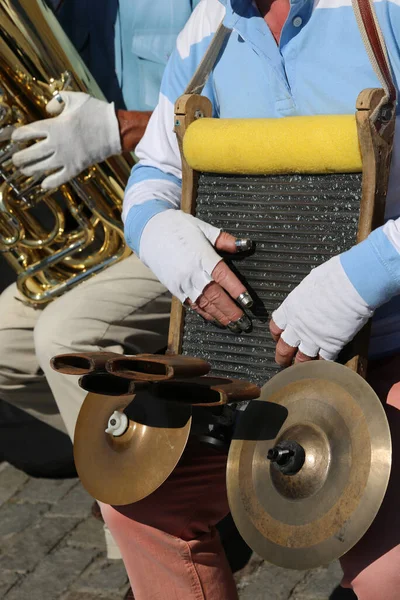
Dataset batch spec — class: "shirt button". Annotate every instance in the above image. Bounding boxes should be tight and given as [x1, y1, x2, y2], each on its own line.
[293, 16, 303, 27]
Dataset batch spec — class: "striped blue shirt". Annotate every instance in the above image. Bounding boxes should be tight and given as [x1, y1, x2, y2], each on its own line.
[124, 0, 400, 356]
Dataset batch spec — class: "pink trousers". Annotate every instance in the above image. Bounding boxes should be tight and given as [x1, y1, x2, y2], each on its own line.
[101, 356, 400, 600]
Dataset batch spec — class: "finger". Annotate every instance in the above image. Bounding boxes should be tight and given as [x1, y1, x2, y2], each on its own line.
[276, 325, 301, 367]
[215, 231, 253, 254]
[281, 325, 301, 348]
[198, 282, 251, 332]
[46, 93, 66, 116]
[215, 231, 238, 253]
[198, 282, 242, 324]
[20, 155, 59, 178]
[194, 218, 221, 246]
[294, 350, 317, 364]
[212, 260, 247, 304]
[41, 167, 67, 191]
[269, 319, 283, 342]
[186, 300, 227, 330]
[298, 341, 319, 359]
[12, 123, 48, 143]
[319, 349, 336, 361]
[12, 142, 52, 168]
[271, 306, 287, 332]
[185, 299, 213, 322]
[275, 337, 298, 367]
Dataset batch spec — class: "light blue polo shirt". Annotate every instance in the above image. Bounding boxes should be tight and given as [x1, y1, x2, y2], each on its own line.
[54, 0, 200, 110]
[115, 0, 201, 110]
[124, 0, 400, 357]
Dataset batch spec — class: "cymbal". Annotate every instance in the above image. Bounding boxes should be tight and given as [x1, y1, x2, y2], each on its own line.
[74, 391, 192, 505]
[227, 361, 391, 570]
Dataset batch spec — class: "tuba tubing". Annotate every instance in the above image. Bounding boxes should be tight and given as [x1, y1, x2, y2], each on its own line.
[0, 0, 132, 304]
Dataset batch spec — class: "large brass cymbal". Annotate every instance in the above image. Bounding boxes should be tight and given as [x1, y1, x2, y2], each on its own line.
[74, 391, 192, 506]
[227, 361, 392, 570]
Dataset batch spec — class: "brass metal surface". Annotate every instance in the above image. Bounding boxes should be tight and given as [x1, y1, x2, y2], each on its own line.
[74, 392, 192, 505]
[227, 361, 392, 570]
[0, 0, 132, 304]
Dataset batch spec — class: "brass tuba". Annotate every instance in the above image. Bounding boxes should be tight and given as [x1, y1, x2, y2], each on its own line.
[0, 0, 132, 304]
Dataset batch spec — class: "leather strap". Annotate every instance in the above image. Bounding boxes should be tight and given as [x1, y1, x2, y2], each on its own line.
[352, 0, 397, 129]
[184, 23, 232, 96]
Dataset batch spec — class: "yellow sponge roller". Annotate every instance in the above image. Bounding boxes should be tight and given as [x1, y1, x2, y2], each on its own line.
[183, 115, 362, 175]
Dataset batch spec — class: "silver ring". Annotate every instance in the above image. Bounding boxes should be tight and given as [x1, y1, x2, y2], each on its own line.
[235, 315, 252, 332]
[227, 321, 242, 334]
[53, 92, 64, 104]
[235, 238, 253, 252]
[237, 292, 253, 308]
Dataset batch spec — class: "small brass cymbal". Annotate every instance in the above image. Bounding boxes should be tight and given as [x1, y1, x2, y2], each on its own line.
[227, 361, 392, 570]
[74, 391, 192, 506]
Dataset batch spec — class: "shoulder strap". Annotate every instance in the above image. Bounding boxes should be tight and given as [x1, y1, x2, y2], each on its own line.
[185, 3, 396, 130]
[351, 0, 397, 130]
[184, 23, 232, 95]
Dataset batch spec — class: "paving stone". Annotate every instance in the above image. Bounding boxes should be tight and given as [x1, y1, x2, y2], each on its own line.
[74, 557, 129, 593]
[14, 477, 77, 505]
[4, 545, 99, 600]
[49, 483, 93, 518]
[0, 463, 29, 506]
[0, 501, 49, 541]
[62, 592, 125, 600]
[0, 570, 21, 597]
[61, 594, 99, 600]
[291, 562, 343, 599]
[67, 516, 105, 549]
[234, 553, 264, 583]
[0, 465, 350, 600]
[0, 515, 80, 573]
[237, 561, 307, 600]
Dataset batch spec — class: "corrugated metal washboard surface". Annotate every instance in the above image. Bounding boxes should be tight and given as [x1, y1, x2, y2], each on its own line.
[181, 172, 362, 386]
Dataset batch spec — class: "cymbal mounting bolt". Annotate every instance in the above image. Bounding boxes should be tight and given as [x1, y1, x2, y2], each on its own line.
[267, 440, 306, 476]
[105, 411, 129, 437]
[267, 447, 293, 463]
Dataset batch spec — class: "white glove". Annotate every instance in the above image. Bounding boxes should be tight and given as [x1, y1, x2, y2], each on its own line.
[138, 210, 222, 303]
[272, 255, 374, 360]
[12, 91, 121, 190]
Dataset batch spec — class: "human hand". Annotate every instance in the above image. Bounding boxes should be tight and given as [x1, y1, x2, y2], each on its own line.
[139, 210, 254, 333]
[12, 91, 121, 190]
[269, 255, 373, 367]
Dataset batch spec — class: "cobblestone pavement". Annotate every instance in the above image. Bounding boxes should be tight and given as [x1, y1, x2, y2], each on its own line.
[0, 461, 347, 600]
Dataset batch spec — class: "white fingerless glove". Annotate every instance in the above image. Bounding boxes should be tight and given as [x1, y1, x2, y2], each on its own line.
[273, 221, 400, 360]
[12, 91, 122, 190]
[138, 210, 222, 303]
[272, 255, 374, 360]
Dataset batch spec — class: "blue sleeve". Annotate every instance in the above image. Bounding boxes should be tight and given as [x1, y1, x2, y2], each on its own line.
[340, 220, 400, 307]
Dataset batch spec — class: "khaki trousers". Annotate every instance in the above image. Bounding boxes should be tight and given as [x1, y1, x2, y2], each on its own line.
[0, 254, 171, 439]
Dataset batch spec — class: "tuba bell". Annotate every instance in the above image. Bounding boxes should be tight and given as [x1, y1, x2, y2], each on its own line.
[0, 0, 132, 305]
